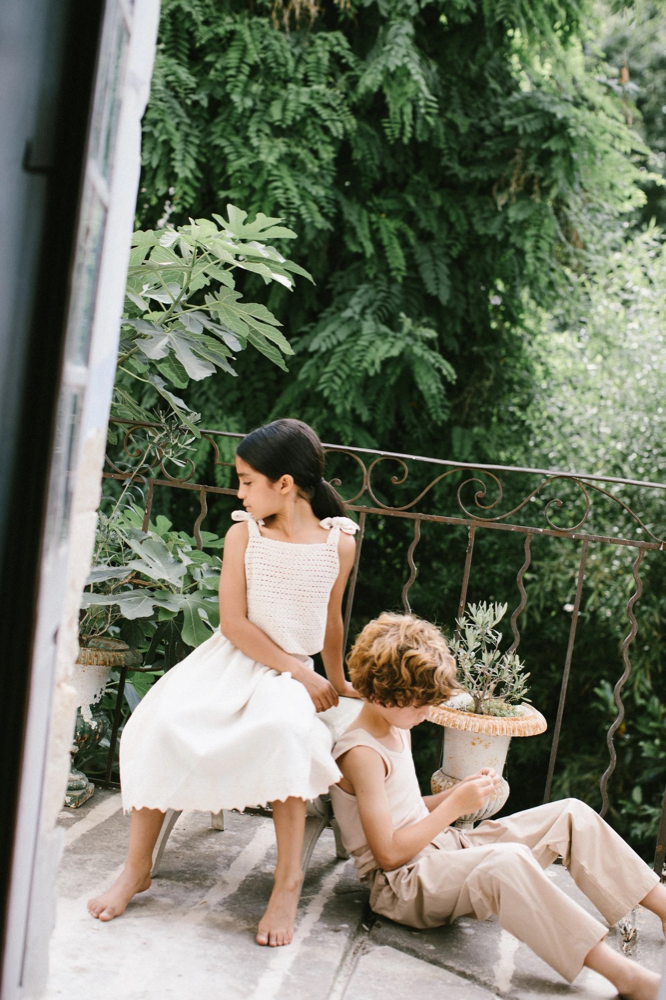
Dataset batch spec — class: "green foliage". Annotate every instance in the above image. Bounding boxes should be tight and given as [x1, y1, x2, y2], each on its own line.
[94, 0, 665, 852]
[496, 225, 666, 851]
[597, 1, 666, 226]
[114, 207, 310, 430]
[83, 203, 310, 744]
[451, 602, 531, 714]
[137, 0, 648, 451]
[280, 293, 456, 441]
[81, 501, 222, 649]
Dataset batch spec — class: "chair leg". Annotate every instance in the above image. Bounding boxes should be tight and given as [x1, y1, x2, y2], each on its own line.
[151, 809, 182, 877]
[331, 817, 349, 860]
[210, 809, 225, 831]
[301, 810, 330, 873]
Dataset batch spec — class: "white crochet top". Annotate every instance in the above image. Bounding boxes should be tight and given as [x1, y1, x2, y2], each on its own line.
[230, 511, 359, 657]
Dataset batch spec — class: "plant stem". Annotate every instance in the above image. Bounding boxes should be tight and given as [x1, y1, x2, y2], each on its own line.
[118, 365, 151, 384]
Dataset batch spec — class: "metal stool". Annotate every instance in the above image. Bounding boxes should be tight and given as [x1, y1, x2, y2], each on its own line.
[151, 794, 349, 877]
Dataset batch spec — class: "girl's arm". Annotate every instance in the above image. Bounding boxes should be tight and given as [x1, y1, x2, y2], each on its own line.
[320, 531, 360, 698]
[338, 747, 496, 871]
[218, 523, 338, 712]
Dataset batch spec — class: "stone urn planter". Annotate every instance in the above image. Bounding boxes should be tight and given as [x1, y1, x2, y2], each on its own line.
[66, 637, 141, 808]
[429, 696, 547, 828]
[428, 601, 547, 829]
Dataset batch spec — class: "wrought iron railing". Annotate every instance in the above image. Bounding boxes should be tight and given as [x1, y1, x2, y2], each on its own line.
[97, 418, 666, 876]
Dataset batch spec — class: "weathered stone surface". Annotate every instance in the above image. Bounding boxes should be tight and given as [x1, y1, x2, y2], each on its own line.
[343, 945, 500, 999]
[369, 865, 665, 999]
[47, 793, 368, 1000]
[46, 795, 665, 1000]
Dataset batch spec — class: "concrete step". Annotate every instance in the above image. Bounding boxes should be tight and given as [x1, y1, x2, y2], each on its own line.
[48, 790, 368, 1000]
[48, 791, 665, 1000]
[368, 865, 665, 999]
[341, 945, 500, 1000]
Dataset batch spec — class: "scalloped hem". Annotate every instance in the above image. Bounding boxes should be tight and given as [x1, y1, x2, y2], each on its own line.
[121, 774, 339, 815]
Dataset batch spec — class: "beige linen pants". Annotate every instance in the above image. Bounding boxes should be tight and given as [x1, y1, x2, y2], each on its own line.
[368, 798, 659, 983]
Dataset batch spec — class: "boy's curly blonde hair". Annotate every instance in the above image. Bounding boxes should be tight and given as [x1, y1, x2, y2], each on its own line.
[347, 612, 459, 708]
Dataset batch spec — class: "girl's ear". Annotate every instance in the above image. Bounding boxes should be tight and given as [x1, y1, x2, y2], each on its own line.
[278, 474, 295, 494]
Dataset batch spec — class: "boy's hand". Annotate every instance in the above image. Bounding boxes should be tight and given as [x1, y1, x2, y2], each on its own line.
[450, 773, 496, 816]
[460, 767, 502, 787]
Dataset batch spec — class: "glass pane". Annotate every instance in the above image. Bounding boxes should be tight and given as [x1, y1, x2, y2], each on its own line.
[89, 5, 129, 182]
[66, 182, 107, 367]
[44, 387, 83, 553]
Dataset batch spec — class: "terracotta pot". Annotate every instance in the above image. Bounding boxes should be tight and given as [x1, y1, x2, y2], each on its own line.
[429, 701, 547, 829]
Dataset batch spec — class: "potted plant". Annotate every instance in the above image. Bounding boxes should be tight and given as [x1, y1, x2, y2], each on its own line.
[430, 602, 547, 828]
[66, 638, 142, 808]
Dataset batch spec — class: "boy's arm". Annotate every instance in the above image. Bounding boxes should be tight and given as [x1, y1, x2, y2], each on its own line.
[339, 747, 496, 871]
[422, 787, 458, 811]
[423, 768, 501, 812]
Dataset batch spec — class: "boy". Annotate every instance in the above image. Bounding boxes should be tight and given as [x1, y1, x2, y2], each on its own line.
[330, 612, 666, 999]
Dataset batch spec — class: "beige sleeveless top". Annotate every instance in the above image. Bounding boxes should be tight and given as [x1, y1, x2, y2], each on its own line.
[330, 727, 430, 880]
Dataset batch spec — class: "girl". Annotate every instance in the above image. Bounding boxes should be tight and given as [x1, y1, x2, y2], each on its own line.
[88, 419, 362, 946]
[331, 613, 666, 1000]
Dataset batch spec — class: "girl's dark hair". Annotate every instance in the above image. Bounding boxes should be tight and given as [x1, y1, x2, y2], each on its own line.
[236, 418, 347, 520]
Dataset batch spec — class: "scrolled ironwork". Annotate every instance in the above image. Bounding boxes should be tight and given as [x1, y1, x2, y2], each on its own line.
[157, 454, 196, 483]
[367, 456, 468, 512]
[586, 483, 666, 546]
[599, 547, 645, 817]
[401, 519, 422, 613]
[508, 534, 532, 656]
[104, 420, 666, 546]
[98, 418, 666, 865]
[105, 421, 204, 486]
[323, 448, 368, 504]
[456, 474, 591, 532]
[193, 489, 208, 550]
[455, 473, 504, 516]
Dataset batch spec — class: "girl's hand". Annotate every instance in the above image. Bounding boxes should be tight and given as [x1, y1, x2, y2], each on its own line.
[335, 680, 362, 700]
[294, 667, 339, 712]
[450, 774, 496, 816]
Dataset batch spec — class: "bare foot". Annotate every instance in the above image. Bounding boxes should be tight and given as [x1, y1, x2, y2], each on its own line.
[87, 867, 151, 922]
[256, 875, 303, 947]
[617, 965, 660, 1000]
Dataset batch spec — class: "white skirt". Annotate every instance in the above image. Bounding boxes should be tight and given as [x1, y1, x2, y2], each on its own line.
[120, 631, 362, 813]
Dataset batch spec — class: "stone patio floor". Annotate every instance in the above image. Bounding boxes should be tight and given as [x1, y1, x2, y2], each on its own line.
[46, 789, 665, 1000]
